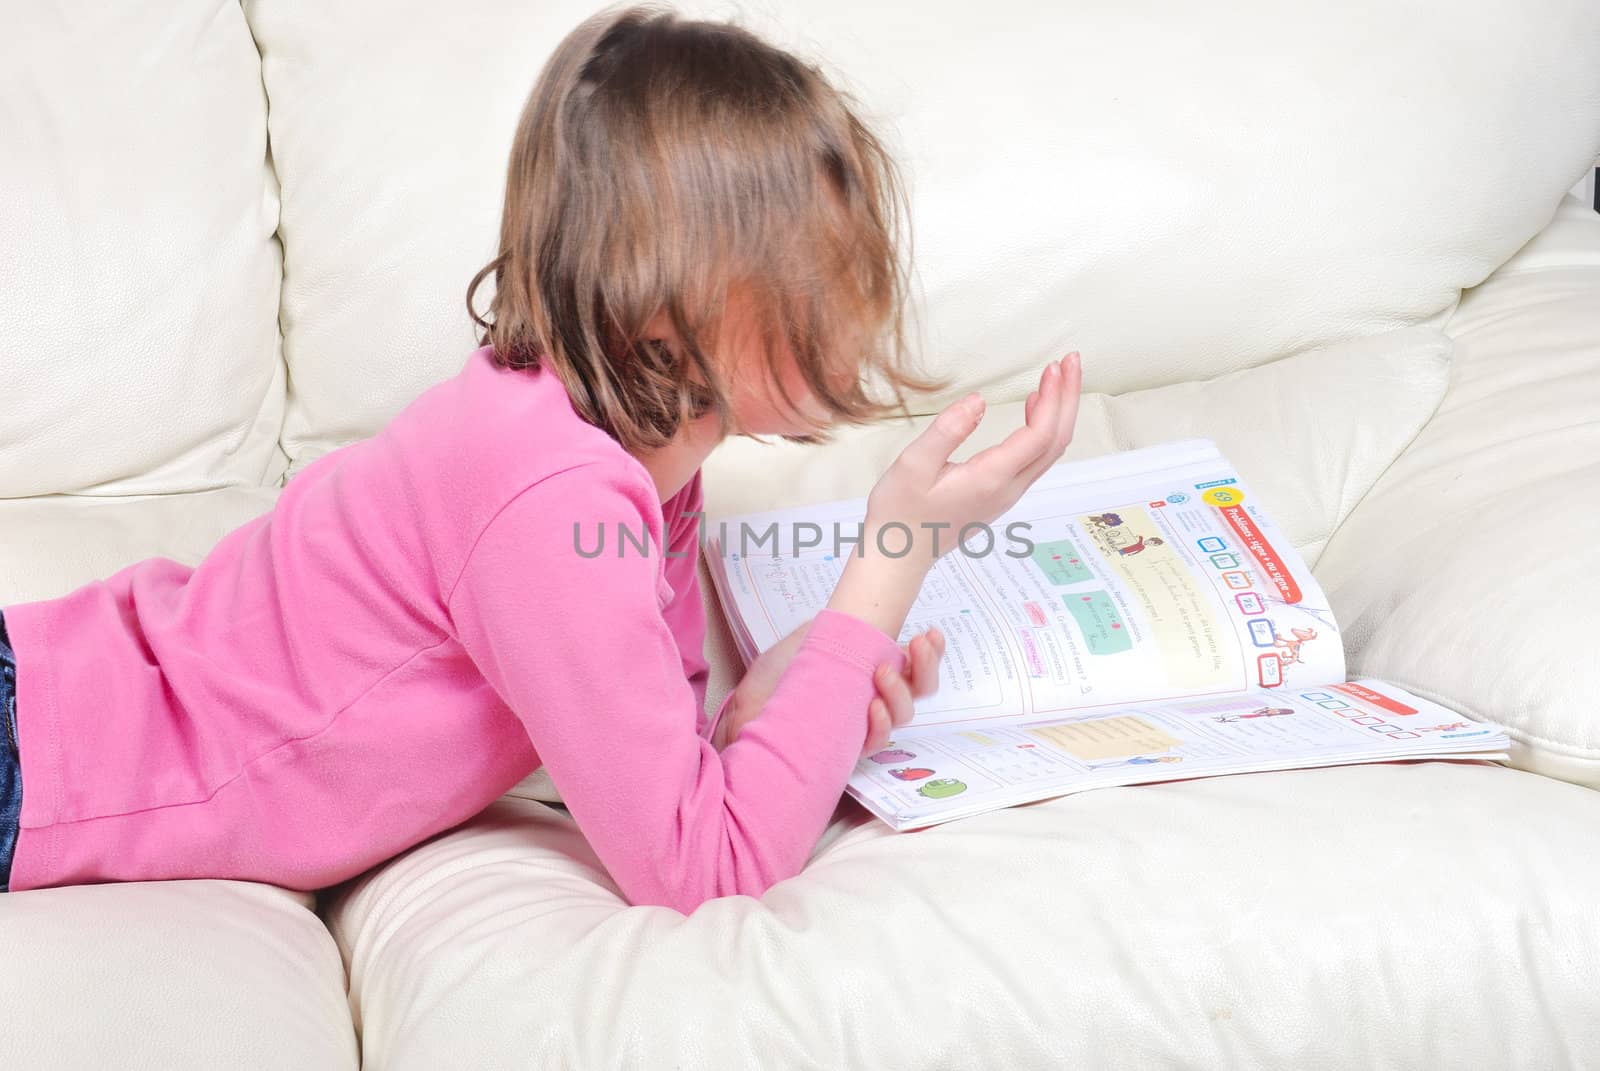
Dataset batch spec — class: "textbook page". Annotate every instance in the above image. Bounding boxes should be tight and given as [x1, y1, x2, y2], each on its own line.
[707, 438, 1344, 732]
[844, 678, 1510, 831]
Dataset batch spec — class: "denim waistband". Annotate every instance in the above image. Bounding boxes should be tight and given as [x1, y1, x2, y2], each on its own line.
[1, 607, 17, 758]
[1, 606, 21, 891]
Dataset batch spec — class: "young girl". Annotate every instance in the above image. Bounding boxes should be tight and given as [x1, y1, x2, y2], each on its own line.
[0, 4, 1081, 912]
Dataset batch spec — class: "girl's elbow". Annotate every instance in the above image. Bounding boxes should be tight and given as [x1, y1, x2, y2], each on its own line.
[621, 853, 788, 914]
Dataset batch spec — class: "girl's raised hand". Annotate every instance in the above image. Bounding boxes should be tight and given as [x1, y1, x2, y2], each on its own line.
[865, 352, 1083, 565]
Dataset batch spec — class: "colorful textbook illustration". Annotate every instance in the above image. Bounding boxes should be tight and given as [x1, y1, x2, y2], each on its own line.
[705, 438, 1510, 831]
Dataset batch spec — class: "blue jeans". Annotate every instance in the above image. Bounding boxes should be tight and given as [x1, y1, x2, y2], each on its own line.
[1, 608, 22, 893]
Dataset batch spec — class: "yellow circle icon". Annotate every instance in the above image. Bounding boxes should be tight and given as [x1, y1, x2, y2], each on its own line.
[1201, 486, 1246, 507]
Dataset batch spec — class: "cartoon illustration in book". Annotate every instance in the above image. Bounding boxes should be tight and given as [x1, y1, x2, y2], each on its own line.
[1084, 512, 1166, 557]
[868, 747, 917, 764]
[1417, 722, 1471, 733]
[1084, 754, 1183, 770]
[1271, 626, 1320, 666]
[917, 778, 967, 799]
[1214, 706, 1295, 723]
[889, 767, 936, 781]
[1114, 534, 1164, 556]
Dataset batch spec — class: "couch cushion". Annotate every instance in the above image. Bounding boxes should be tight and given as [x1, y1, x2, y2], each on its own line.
[0, 0, 286, 496]
[1315, 196, 1600, 788]
[0, 880, 355, 1068]
[0, 487, 279, 604]
[242, 0, 1599, 477]
[323, 761, 1600, 1068]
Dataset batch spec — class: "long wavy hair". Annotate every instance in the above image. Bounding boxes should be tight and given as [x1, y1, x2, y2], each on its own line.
[466, 2, 942, 452]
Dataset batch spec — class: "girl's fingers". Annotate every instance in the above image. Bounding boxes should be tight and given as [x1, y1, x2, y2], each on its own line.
[964, 360, 1062, 479]
[905, 635, 926, 692]
[862, 697, 892, 756]
[1018, 354, 1071, 446]
[1055, 353, 1082, 448]
[875, 663, 915, 727]
[1015, 354, 1083, 486]
[909, 631, 943, 698]
[897, 392, 986, 477]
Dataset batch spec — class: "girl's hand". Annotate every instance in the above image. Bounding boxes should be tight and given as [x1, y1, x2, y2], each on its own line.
[715, 621, 813, 749]
[714, 625, 946, 753]
[822, 354, 1082, 643]
[866, 353, 1083, 568]
[861, 627, 945, 757]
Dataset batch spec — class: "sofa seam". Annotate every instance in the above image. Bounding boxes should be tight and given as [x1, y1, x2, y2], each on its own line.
[235, 0, 294, 492]
[1321, 340, 1457, 561]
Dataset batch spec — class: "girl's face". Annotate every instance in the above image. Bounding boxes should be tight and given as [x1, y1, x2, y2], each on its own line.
[646, 291, 837, 440]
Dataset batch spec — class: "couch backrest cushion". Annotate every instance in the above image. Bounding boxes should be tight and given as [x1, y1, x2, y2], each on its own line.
[0, 0, 286, 497]
[1317, 197, 1600, 790]
[701, 326, 1453, 571]
[244, 0, 1600, 478]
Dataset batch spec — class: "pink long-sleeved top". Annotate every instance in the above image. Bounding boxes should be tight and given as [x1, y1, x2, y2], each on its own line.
[3, 345, 902, 911]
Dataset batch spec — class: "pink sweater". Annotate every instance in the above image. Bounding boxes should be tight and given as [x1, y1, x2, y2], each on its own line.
[3, 346, 902, 912]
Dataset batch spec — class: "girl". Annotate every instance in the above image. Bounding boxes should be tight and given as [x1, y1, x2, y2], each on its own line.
[0, 4, 1080, 912]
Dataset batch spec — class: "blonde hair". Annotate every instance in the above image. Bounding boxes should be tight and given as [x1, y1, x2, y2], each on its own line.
[466, 2, 942, 452]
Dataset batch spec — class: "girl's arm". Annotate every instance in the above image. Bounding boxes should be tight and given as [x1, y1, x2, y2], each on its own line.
[446, 463, 904, 914]
[715, 619, 946, 754]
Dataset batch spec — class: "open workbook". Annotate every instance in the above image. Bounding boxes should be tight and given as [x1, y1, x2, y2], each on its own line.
[705, 438, 1508, 831]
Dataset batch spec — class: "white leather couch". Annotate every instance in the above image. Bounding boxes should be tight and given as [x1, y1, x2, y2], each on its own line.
[3, 1, 1598, 1067]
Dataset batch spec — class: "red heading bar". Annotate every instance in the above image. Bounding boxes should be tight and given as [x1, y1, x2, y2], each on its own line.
[1218, 505, 1302, 604]
[1331, 682, 1419, 716]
